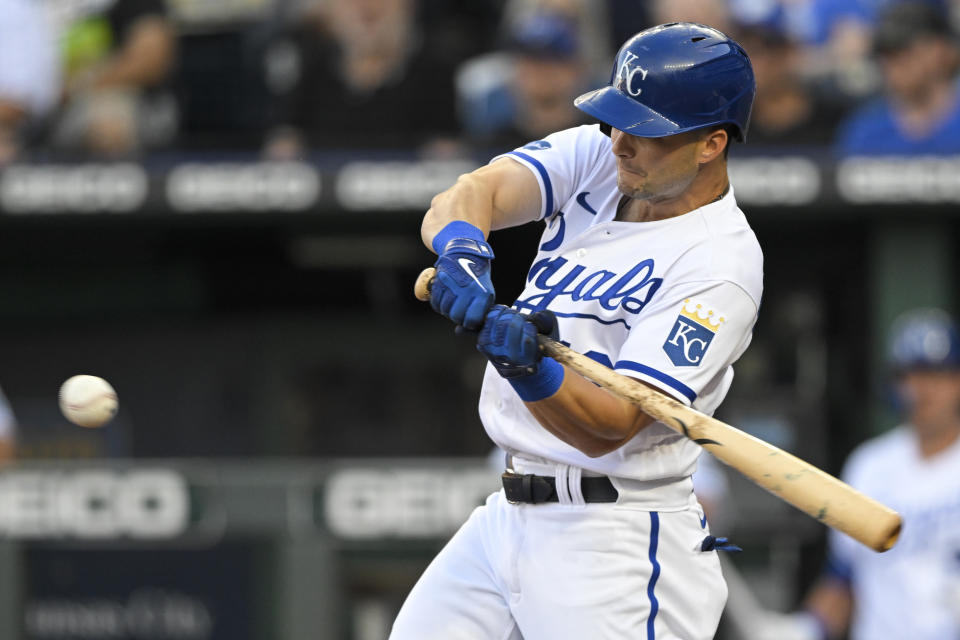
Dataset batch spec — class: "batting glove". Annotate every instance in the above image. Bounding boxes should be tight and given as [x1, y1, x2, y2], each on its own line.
[477, 306, 565, 402]
[430, 222, 495, 330]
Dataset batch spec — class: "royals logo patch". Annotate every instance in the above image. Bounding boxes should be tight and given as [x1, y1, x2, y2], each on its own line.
[523, 140, 551, 150]
[663, 299, 725, 367]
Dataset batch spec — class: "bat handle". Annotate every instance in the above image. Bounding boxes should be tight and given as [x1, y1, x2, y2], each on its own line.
[415, 266, 559, 354]
[414, 267, 437, 302]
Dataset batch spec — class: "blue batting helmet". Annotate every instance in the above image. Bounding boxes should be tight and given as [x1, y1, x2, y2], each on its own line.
[574, 23, 756, 141]
[888, 309, 960, 372]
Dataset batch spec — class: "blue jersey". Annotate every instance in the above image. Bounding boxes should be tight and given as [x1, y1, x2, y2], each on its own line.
[836, 84, 960, 156]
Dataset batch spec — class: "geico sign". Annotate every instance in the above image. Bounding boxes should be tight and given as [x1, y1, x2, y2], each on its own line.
[166, 162, 320, 211]
[0, 470, 188, 539]
[323, 468, 499, 539]
[0, 164, 148, 213]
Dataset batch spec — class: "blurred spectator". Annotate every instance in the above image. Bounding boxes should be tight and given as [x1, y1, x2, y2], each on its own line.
[835, 1, 960, 155]
[735, 24, 845, 146]
[418, 2, 504, 66]
[731, 0, 883, 102]
[785, 0, 948, 47]
[0, 386, 15, 462]
[499, 0, 612, 76]
[650, 0, 733, 35]
[604, 0, 652, 49]
[792, 0, 878, 46]
[264, 0, 459, 156]
[456, 8, 595, 150]
[46, 0, 177, 157]
[0, 0, 60, 163]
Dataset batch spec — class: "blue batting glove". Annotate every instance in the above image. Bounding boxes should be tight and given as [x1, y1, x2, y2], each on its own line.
[477, 305, 541, 378]
[476, 307, 562, 376]
[527, 309, 560, 342]
[478, 306, 565, 402]
[430, 222, 495, 330]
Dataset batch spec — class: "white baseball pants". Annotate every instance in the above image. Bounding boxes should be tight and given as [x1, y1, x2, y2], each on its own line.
[390, 488, 727, 640]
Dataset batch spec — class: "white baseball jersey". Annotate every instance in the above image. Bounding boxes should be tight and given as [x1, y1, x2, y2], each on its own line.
[392, 125, 753, 640]
[479, 124, 764, 486]
[828, 427, 960, 640]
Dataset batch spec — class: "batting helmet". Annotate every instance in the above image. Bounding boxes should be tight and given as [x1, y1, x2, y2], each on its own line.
[574, 22, 756, 141]
[888, 308, 960, 372]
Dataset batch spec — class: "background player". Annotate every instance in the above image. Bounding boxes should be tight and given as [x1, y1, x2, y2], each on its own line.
[743, 308, 960, 640]
[791, 309, 960, 640]
[392, 23, 760, 640]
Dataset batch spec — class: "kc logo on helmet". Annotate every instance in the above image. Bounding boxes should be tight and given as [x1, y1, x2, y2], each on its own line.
[615, 52, 649, 97]
[663, 299, 725, 366]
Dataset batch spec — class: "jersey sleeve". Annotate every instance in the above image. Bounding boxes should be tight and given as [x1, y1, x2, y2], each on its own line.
[613, 280, 757, 407]
[491, 125, 610, 221]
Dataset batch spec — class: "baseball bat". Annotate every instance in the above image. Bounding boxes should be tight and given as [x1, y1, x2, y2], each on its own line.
[415, 267, 901, 552]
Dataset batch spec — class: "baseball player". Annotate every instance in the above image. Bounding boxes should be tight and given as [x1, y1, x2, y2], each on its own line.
[393, 23, 760, 640]
[776, 309, 960, 640]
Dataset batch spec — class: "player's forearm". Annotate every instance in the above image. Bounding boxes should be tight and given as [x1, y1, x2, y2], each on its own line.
[421, 174, 495, 252]
[525, 367, 655, 457]
[422, 159, 542, 252]
[89, 18, 175, 90]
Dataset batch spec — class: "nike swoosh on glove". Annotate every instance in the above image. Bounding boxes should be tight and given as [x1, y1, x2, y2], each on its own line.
[431, 237, 495, 330]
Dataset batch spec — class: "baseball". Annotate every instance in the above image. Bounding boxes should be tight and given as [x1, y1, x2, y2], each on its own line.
[58, 375, 118, 428]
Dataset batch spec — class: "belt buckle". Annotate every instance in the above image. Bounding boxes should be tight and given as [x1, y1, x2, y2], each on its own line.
[502, 457, 521, 504]
[503, 473, 522, 505]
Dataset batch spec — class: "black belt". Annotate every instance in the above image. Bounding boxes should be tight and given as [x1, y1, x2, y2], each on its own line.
[501, 471, 619, 504]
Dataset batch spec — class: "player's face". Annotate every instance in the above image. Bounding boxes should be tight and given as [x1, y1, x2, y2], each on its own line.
[880, 40, 956, 102]
[900, 370, 960, 432]
[609, 129, 705, 201]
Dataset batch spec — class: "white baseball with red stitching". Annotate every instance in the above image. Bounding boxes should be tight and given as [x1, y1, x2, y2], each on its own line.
[58, 375, 118, 428]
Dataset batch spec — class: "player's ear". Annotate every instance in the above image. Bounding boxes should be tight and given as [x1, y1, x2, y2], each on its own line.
[698, 128, 728, 164]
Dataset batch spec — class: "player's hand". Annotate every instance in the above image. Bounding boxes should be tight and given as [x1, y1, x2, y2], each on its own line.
[477, 306, 558, 378]
[430, 237, 495, 330]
